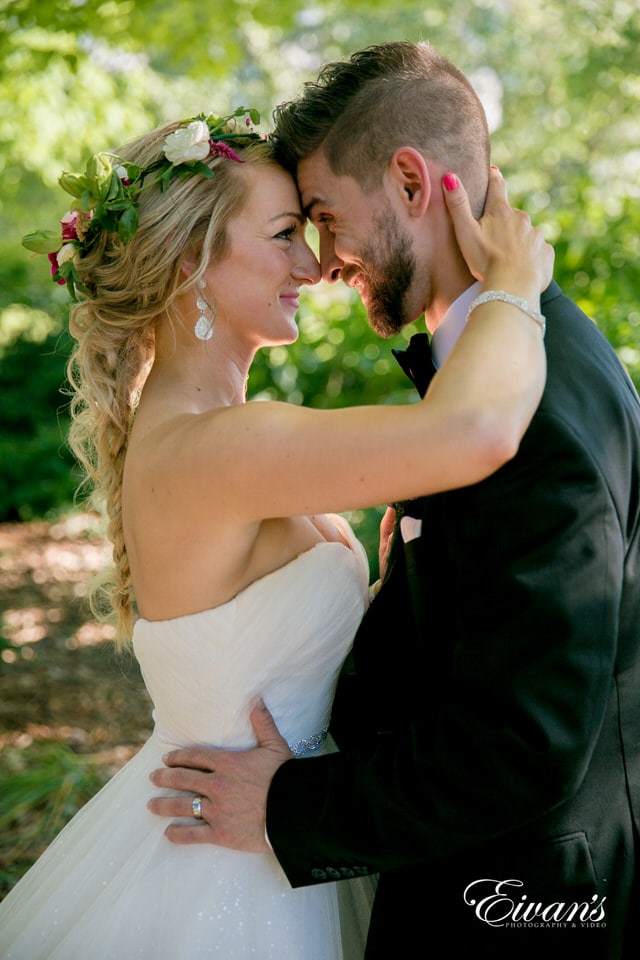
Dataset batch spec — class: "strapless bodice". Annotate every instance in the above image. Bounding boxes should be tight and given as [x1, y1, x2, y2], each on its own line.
[133, 521, 369, 754]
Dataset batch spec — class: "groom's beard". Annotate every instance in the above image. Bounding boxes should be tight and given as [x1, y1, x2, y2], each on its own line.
[360, 207, 417, 338]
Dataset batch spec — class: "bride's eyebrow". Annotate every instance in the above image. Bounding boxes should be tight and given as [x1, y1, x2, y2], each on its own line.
[269, 211, 306, 223]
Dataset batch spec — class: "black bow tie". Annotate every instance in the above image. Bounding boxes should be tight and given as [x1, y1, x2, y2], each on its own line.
[389, 333, 437, 522]
[391, 333, 437, 398]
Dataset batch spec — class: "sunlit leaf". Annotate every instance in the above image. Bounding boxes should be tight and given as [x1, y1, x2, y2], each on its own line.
[21, 230, 60, 254]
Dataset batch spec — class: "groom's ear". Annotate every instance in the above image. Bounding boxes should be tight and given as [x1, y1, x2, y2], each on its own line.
[388, 148, 431, 218]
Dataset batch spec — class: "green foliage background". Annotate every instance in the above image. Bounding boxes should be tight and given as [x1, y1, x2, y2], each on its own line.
[1, 0, 639, 564]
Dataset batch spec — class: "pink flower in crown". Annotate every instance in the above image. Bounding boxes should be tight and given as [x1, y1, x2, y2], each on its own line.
[209, 140, 244, 163]
[115, 165, 132, 186]
[47, 252, 66, 285]
[60, 211, 79, 242]
[65, 209, 94, 242]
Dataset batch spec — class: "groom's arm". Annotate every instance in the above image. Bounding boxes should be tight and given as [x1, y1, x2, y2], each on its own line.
[265, 408, 626, 886]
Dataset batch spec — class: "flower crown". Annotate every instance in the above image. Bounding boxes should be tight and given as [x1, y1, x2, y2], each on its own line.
[22, 107, 263, 300]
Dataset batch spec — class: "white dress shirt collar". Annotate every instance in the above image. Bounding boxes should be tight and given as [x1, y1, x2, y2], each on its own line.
[430, 280, 482, 369]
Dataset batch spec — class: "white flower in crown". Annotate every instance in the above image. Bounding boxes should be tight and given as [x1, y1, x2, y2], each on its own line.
[22, 106, 262, 300]
[163, 120, 211, 165]
[57, 242, 79, 266]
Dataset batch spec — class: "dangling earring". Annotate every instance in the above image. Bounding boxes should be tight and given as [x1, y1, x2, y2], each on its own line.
[194, 278, 214, 341]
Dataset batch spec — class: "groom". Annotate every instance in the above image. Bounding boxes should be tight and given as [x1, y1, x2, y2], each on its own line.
[150, 42, 640, 957]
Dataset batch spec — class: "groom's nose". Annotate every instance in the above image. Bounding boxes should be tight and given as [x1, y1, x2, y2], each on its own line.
[319, 231, 343, 284]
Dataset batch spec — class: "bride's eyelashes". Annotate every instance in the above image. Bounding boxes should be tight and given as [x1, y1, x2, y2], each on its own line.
[274, 223, 299, 243]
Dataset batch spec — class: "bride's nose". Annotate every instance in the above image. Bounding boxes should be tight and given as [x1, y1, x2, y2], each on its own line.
[293, 240, 321, 286]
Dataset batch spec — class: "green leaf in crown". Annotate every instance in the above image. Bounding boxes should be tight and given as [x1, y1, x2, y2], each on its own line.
[21, 107, 263, 300]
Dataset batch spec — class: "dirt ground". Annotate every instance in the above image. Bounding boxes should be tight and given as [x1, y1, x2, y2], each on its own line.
[0, 513, 153, 763]
[0, 514, 158, 897]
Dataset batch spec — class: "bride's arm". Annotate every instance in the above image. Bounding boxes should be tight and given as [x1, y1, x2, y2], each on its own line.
[164, 169, 552, 519]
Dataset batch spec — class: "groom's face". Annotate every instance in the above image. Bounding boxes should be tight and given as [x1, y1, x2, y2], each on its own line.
[298, 151, 418, 337]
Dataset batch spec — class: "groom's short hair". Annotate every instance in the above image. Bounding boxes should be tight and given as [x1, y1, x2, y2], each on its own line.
[271, 41, 490, 216]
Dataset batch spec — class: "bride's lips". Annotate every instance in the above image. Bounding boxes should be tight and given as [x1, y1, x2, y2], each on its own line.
[280, 292, 300, 309]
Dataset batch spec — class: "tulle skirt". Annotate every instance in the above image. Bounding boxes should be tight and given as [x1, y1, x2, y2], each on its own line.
[0, 732, 374, 959]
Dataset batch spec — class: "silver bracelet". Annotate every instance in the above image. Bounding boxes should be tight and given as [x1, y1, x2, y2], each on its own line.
[466, 290, 546, 336]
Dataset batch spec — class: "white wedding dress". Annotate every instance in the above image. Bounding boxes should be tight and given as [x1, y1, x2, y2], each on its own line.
[0, 517, 375, 959]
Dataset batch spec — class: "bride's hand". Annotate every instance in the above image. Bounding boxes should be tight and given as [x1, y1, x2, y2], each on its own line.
[442, 167, 554, 295]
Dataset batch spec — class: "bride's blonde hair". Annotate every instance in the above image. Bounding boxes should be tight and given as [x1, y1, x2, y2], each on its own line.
[65, 123, 277, 647]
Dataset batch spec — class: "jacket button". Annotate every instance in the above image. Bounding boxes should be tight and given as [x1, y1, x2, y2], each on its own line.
[325, 867, 341, 878]
[311, 868, 327, 880]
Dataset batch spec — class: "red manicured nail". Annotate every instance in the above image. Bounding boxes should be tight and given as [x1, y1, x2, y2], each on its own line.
[443, 173, 459, 192]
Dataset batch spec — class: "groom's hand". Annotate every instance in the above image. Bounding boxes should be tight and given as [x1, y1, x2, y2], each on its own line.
[147, 700, 292, 852]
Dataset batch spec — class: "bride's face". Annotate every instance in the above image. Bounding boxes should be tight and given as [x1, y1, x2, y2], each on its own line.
[204, 164, 320, 347]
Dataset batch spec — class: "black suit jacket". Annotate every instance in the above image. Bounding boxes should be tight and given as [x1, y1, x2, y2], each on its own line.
[267, 282, 640, 958]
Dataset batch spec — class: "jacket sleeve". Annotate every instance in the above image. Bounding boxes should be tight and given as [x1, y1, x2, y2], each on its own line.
[266, 405, 628, 887]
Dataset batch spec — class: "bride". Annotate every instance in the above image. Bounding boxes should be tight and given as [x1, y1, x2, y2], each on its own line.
[0, 108, 551, 958]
